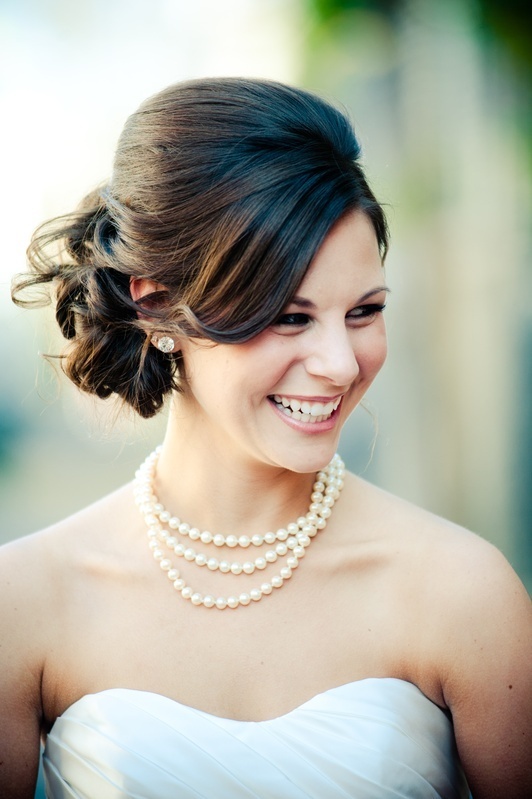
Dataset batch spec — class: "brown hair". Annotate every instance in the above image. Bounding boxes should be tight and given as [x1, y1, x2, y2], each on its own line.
[12, 77, 388, 418]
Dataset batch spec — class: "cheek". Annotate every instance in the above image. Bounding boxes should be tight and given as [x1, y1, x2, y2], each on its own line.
[360, 324, 387, 376]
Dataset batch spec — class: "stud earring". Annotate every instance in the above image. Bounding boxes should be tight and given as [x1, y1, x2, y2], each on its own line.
[152, 335, 175, 353]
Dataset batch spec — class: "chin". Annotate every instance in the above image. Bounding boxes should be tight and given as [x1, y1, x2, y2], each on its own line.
[270, 441, 342, 475]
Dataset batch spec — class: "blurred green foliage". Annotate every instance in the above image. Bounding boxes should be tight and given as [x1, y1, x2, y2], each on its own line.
[307, 0, 531, 74]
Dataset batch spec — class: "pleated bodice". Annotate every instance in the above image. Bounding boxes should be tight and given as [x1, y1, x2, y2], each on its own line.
[43, 678, 469, 798]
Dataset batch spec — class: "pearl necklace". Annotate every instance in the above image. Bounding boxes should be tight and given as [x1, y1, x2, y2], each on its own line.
[134, 448, 345, 610]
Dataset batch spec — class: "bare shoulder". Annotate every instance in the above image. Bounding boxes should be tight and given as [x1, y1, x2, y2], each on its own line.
[0, 482, 136, 797]
[351, 476, 532, 798]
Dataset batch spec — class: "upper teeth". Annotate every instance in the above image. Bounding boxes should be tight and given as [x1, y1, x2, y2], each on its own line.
[273, 395, 341, 416]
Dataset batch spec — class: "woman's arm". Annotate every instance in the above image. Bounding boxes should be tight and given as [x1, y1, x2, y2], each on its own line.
[0, 536, 48, 798]
[440, 541, 532, 798]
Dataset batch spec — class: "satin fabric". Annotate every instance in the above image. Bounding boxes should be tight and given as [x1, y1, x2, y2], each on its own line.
[43, 678, 469, 798]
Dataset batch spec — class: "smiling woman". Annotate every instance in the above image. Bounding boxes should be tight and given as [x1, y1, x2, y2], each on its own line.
[2, 78, 531, 799]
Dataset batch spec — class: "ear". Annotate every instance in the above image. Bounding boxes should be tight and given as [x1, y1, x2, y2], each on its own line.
[130, 277, 167, 306]
[130, 277, 181, 353]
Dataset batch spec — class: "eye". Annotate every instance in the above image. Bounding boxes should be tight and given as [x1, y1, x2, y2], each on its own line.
[273, 313, 310, 327]
[347, 303, 386, 324]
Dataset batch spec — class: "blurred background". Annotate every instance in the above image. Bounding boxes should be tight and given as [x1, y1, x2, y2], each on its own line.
[0, 2, 530, 794]
[1, 2, 530, 580]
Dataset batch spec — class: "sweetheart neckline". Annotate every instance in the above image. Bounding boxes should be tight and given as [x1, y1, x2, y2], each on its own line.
[56, 677, 448, 727]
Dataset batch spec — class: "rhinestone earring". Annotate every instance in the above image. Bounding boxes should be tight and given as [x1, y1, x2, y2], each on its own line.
[153, 335, 175, 353]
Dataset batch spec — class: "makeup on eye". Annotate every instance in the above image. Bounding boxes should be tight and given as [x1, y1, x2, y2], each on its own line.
[273, 288, 390, 329]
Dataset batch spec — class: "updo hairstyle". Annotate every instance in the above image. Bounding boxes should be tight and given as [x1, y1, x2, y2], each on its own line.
[12, 78, 388, 418]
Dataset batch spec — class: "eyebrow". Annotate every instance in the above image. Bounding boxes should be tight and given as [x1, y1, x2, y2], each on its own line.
[290, 285, 390, 309]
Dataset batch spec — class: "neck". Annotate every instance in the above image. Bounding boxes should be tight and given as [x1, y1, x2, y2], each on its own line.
[153, 414, 320, 538]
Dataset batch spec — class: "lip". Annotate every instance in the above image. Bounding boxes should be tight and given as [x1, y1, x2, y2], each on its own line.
[271, 394, 343, 403]
[268, 395, 343, 433]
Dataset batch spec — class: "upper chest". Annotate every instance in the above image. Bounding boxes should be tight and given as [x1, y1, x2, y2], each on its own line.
[42, 532, 444, 725]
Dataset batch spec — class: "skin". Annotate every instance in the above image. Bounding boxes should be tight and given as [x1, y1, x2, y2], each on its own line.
[0, 210, 531, 797]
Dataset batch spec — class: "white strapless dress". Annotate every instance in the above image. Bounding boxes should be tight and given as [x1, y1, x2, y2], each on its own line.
[43, 678, 469, 798]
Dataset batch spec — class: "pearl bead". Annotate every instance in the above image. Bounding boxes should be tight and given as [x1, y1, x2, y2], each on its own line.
[159, 511, 171, 523]
[242, 562, 255, 574]
[195, 554, 207, 566]
[322, 495, 335, 507]
[320, 507, 332, 519]
[298, 535, 311, 548]
[261, 583, 273, 595]
[293, 546, 305, 558]
[286, 556, 298, 569]
[169, 517, 180, 529]
[200, 531, 213, 544]
[174, 543, 185, 555]
[239, 593, 251, 606]
[227, 596, 239, 609]
[275, 543, 288, 556]
[271, 575, 283, 589]
[148, 539, 159, 550]
[313, 481, 325, 492]
[255, 557, 267, 570]
[160, 558, 172, 571]
[219, 561, 231, 573]
[287, 523, 299, 535]
[181, 586, 193, 599]
[215, 597, 227, 609]
[166, 536, 177, 548]
[191, 592, 203, 605]
[251, 534, 263, 546]
[238, 535, 251, 547]
[203, 595, 215, 608]
[280, 567, 292, 579]
[173, 578, 185, 590]
[189, 527, 201, 540]
[286, 537, 297, 549]
[153, 548, 163, 560]
[226, 535, 238, 548]
[297, 516, 307, 528]
[184, 548, 196, 561]
[230, 563, 243, 575]
[167, 568, 180, 581]
[311, 491, 323, 503]
[250, 588, 262, 601]
[276, 528, 288, 541]
[213, 534, 225, 547]
[265, 550, 277, 563]
[178, 523, 190, 535]
[264, 532, 276, 544]
[207, 558, 219, 571]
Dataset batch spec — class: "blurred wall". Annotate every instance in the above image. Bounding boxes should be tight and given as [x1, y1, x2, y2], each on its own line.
[1, 0, 530, 590]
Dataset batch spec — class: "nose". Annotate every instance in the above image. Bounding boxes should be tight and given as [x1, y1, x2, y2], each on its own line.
[304, 323, 359, 387]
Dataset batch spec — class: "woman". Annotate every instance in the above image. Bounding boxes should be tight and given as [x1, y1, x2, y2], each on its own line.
[1, 78, 530, 799]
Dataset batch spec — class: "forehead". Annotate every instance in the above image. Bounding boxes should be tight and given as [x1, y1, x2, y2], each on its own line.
[295, 210, 383, 299]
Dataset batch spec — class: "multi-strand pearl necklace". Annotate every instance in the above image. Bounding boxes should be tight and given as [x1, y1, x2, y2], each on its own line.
[134, 447, 345, 610]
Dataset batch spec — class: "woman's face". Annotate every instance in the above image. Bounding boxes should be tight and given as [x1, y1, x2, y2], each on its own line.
[177, 209, 388, 473]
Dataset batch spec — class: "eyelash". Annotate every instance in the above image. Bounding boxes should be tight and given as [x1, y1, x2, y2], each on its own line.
[274, 303, 387, 328]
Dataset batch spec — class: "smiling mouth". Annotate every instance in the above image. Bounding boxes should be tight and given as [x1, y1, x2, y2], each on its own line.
[269, 395, 342, 423]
